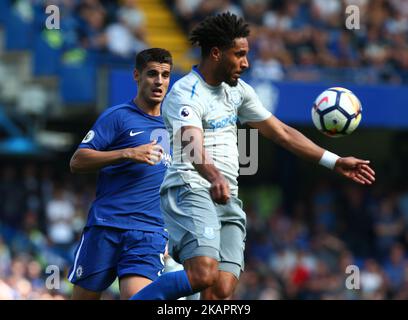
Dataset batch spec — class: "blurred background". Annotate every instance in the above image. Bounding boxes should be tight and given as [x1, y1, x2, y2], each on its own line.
[0, 0, 408, 300]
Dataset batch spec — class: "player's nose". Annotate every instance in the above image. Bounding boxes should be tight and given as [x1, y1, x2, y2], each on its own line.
[154, 75, 163, 85]
[241, 57, 249, 69]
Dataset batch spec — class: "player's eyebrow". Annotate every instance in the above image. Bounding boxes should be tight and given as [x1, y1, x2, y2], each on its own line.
[146, 69, 159, 75]
[235, 49, 248, 56]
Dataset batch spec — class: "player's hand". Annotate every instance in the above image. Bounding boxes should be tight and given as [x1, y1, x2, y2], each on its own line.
[334, 157, 375, 185]
[125, 140, 164, 165]
[210, 175, 230, 204]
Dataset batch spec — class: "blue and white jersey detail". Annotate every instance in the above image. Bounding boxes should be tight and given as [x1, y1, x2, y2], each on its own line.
[208, 114, 238, 129]
[78, 100, 171, 233]
[161, 66, 271, 196]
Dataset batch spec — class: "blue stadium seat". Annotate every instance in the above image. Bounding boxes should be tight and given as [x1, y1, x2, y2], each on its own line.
[60, 56, 97, 104]
[4, 10, 34, 50]
[0, 0, 10, 25]
[32, 31, 62, 76]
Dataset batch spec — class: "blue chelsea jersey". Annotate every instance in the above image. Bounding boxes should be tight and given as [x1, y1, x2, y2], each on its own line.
[78, 100, 172, 234]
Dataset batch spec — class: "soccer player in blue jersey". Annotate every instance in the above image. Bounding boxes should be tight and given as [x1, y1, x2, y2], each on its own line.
[68, 48, 173, 299]
[129, 13, 375, 300]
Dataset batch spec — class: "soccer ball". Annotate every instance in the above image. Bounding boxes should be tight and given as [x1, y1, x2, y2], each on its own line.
[311, 87, 362, 137]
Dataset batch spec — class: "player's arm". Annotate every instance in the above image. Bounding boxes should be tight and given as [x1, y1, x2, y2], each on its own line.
[70, 141, 163, 173]
[179, 125, 230, 204]
[247, 116, 375, 185]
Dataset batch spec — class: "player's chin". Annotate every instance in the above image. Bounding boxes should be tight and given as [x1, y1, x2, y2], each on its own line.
[226, 77, 239, 87]
[149, 95, 164, 103]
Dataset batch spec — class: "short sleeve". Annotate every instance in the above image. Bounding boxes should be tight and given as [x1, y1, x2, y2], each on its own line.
[238, 80, 272, 124]
[163, 91, 205, 130]
[78, 110, 120, 150]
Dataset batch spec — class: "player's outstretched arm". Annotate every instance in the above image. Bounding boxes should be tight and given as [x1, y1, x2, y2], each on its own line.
[248, 116, 375, 185]
[70, 141, 163, 173]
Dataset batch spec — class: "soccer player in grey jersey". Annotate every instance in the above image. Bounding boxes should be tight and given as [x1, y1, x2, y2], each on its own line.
[130, 12, 375, 301]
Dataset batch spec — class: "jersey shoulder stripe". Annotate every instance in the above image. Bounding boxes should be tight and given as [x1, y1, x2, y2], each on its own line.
[190, 80, 199, 98]
[170, 72, 200, 92]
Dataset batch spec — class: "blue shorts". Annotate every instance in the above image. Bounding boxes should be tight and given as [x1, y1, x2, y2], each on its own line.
[68, 226, 167, 292]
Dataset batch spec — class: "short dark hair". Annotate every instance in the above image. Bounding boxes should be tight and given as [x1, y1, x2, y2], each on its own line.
[189, 12, 250, 57]
[135, 48, 173, 71]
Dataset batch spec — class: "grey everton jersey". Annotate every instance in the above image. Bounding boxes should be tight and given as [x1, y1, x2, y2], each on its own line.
[161, 67, 271, 196]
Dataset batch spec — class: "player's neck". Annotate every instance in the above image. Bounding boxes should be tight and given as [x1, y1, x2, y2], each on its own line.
[197, 62, 222, 87]
[133, 97, 161, 116]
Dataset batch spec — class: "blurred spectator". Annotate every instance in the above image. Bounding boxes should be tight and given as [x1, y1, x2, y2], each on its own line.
[22, 164, 42, 218]
[0, 166, 25, 228]
[339, 184, 375, 258]
[360, 258, 387, 299]
[105, 0, 147, 57]
[398, 187, 408, 247]
[304, 259, 343, 299]
[251, 37, 285, 81]
[174, 0, 205, 24]
[45, 186, 75, 251]
[383, 243, 407, 292]
[0, 280, 14, 300]
[215, 0, 243, 17]
[311, 0, 342, 28]
[390, 0, 408, 18]
[0, 236, 11, 277]
[77, 1, 108, 51]
[258, 275, 282, 300]
[236, 269, 263, 299]
[311, 180, 337, 234]
[242, 0, 269, 26]
[373, 196, 404, 261]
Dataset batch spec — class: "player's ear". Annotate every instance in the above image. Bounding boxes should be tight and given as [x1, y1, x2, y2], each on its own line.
[210, 47, 222, 62]
[133, 68, 140, 82]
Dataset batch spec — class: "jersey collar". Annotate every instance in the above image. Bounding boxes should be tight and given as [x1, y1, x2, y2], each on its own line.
[129, 99, 163, 120]
[191, 65, 222, 90]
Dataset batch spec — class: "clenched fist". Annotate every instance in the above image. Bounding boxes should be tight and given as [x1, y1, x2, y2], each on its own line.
[210, 175, 231, 205]
[124, 140, 164, 165]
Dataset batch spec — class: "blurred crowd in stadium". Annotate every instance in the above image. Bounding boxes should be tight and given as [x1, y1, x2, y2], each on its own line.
[1, 163, 408, 299]
[11, 0, 149, 61]
[171, 0, 408, 83]
[6, 0, 408, 82]
[11, 0, 408, 83]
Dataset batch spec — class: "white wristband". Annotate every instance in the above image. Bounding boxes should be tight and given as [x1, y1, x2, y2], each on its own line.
[319, 150, 340, 170]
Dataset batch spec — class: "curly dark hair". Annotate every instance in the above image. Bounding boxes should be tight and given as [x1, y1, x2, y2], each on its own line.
[189, 12, 250, 57]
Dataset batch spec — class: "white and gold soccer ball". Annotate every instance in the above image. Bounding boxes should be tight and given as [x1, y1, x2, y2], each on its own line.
[311, 87, 362, 137]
